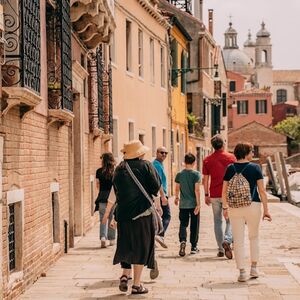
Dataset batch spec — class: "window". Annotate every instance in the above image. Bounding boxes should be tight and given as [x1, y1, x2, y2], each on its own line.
[222, 93, 227, 117]
[229, 81, 236, 92]
[152, 126, 156, 157]
[256, 99, 267, 114]
[277, 89, 287, 103]
[253, 145, 259, 158]
[237, 100, 248, 114]
[162, 128, 167, 148]
[51, 192, 60, 243]
[170, 130, 174, 163]
[7, 188, 24, 274]
[109, 33, 116, 63]
[170, 39, 178, 86]
[112, 119, 118, 157]
[129, 122, 134, 141]
[261, 50, 267, 63]
[150, 38, 155, 83]
[8, 204, 16, 271]
[196, 147, 201, 171]
[181, 51, 188, 94]
[126, 20, 132, 71]
[138, 29, 143, 77]
[160, 46, 166, 87]
[81, 53, 86, 68]
[138, 134, 145, 144]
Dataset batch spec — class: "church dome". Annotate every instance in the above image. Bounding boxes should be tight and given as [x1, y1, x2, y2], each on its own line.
[223, 48, 254, 75]
[225, 22, 237, 34]
[244, 30, 255, 47]
[256, 22, 270, 37]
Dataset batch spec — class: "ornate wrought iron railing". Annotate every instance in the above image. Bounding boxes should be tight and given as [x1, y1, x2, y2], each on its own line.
[108, 61, 113, 134]
[2, 0, 41, 93]
[8, 204, 16, 272]
[167, 0, 192, 14]
[47, 0, 73, 112]
[96, 46, 105, 130]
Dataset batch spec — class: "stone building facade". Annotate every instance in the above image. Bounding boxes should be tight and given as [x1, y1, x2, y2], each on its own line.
[0, 0, 115, 298]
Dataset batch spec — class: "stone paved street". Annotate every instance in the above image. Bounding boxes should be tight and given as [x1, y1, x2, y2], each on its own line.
[19, 202, 300, 300]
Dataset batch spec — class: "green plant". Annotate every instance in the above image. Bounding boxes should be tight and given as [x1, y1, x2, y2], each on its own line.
[274, 116, 300, 143]
[187, 113, 199, 125]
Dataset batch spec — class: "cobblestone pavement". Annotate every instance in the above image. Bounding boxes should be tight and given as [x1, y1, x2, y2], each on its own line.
[19, 202, 300, 300]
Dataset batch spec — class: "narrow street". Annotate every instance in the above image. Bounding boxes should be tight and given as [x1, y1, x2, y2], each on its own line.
[19, 201, 300, 300]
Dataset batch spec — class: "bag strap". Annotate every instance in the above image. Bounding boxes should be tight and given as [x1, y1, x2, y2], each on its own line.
[124, 162, 154, 206]
[232, 163, 250, 175]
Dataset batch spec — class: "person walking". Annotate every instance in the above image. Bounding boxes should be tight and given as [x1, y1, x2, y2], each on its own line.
[152, 146, 170, 248]
[222, 142, 272, 282]
[175, 153, 201, 256]
[202, 134, 236, 259]
[113, 140, 161, 294]
[95, 152, 116, 248]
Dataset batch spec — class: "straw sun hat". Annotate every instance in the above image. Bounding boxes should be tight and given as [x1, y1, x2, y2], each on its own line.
[121, 140, 149, 159]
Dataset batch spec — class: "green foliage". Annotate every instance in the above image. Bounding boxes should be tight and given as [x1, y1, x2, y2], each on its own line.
[187, 113, 199, 125]
[274, 116, 300, 143]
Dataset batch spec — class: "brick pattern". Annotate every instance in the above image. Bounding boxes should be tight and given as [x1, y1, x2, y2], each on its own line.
[0, 107, 100, 299]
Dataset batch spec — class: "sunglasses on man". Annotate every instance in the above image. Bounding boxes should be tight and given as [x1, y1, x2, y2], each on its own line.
[159, 151, 168, 155]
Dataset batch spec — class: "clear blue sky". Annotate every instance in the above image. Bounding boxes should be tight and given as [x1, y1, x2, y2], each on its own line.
[202, 0, 300, 70]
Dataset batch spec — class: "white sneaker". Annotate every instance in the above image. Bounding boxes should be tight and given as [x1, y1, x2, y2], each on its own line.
[250, 266, 259, 278]
[109, 240, 115, 246]
[100, 237, 107, 248]
[238, 270, 247, 282]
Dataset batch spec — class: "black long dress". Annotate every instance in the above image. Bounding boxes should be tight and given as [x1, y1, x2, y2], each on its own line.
[112, 159, 161, 269]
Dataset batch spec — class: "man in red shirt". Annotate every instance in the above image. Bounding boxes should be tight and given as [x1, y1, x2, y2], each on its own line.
[202, 135, 236, 259]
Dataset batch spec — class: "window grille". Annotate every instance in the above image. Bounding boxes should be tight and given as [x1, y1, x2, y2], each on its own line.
[8, 204, 16, 271]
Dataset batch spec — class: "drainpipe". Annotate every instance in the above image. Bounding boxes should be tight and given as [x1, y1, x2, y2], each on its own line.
[166, 29, 173, 195]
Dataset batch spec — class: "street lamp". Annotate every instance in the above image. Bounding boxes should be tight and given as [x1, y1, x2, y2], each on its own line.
[172, 64, 219, 79]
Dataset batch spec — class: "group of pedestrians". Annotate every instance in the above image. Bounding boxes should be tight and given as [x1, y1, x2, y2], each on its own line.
[94, 134, 272, 294]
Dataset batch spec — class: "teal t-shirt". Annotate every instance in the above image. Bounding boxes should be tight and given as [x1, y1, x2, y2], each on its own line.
[175, 169, 201, 209]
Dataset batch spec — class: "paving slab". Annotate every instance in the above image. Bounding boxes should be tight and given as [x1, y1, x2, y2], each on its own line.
[18, 202, 300, 299]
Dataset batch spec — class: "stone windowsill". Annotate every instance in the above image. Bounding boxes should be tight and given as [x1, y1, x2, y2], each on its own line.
[8, 271, 24, 290]
[48, 109, 75, 127]
[2, 87, 42, 118]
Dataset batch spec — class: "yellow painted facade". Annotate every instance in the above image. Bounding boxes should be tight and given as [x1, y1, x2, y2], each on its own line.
[170, 25, 189, 182]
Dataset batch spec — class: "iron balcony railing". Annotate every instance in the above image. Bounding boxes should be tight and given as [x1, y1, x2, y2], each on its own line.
[167, 0, 192, 14]
[47, 0, 73, 112]
[2, 0, 41, 93]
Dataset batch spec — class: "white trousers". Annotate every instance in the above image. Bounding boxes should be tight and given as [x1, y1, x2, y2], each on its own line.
[229, 202, 262, 270]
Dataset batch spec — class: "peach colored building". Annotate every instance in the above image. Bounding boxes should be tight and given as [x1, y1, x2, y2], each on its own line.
[228, 88, 273, 130]
[0, 1, 115, 298]
[111, 0, 170, 184]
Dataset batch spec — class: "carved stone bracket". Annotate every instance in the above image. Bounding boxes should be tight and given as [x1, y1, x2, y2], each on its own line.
[1, 87, 42, 119]
[48, 109, 75, 129]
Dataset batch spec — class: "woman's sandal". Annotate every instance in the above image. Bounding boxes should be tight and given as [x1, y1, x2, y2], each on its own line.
[119, 275, 129, 292]
[131, 284, 148, 294]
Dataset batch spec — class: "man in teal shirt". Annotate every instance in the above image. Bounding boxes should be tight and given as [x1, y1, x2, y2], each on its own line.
[152, 146, 170, 248]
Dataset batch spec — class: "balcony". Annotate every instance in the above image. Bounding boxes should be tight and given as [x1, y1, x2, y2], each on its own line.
[1, 0, 42, 119]
[88, 46, 113, 139]
[70, 0, 115, 49]
[47, 0, 74, 127]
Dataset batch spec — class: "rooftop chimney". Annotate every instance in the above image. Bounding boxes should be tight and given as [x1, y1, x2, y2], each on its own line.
[208, 9, 213, 36]
[194, 0, 203, 21]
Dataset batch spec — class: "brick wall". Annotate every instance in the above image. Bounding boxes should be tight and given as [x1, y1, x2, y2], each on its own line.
[0, 107, 101, 299]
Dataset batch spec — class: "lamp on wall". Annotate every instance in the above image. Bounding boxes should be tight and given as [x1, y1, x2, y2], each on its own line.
[172, 63, 219, 79]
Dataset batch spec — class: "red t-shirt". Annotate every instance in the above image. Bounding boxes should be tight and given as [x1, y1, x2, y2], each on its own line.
[202, 150, 236, 198]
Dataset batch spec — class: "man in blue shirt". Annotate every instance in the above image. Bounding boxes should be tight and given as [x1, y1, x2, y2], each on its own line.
[152, 146, 171, 248]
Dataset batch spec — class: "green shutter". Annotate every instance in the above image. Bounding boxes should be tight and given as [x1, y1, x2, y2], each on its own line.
[171, 39, 178, 87]
[181, 51, 187, 94]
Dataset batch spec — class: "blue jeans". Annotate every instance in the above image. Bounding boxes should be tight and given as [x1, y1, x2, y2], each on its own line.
[159, 199, 171, 237]
[211, 198, 232, 252]
[99, 202, 116, 240]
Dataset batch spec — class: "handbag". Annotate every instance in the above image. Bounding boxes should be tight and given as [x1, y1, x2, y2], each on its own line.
[125, 162, 163, 235]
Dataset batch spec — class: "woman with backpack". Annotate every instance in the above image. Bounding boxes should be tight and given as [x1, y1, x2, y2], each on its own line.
[222, 143, 272, 282]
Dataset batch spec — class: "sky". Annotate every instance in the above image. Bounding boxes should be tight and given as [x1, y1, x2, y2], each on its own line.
[202, 0, 300, 70]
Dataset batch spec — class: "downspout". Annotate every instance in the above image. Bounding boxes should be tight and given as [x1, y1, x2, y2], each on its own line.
[166, 29, 173, 195]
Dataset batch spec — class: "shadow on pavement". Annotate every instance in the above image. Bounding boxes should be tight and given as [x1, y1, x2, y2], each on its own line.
[85, 279, 119, 290]
[202, 281, 256, 289]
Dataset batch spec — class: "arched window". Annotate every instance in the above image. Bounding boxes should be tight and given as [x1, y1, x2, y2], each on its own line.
[277, 89, 287, 103]
[261, 50, 267, 63]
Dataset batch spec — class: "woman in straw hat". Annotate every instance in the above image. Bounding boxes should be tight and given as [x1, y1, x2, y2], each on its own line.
[112, 140, 161, 294]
